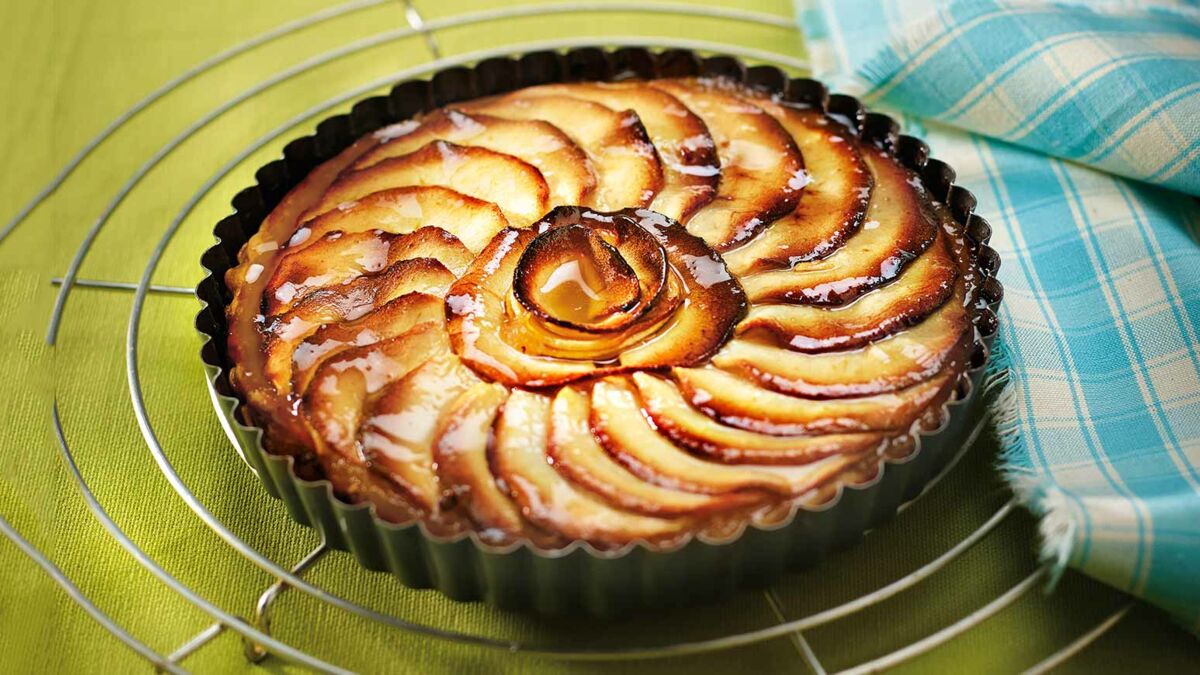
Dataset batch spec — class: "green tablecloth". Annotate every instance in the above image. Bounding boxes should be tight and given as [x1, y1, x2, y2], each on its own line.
[1, 0, 1197, 671]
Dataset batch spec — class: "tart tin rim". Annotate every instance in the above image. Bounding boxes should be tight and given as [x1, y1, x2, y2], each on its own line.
[195, 47, 1005, 565]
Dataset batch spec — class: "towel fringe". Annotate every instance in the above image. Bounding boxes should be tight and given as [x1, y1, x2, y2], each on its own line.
[986, 341, 1075, 589]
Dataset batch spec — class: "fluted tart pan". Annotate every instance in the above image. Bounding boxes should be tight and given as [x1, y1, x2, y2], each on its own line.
[196, 47, 1005, 616]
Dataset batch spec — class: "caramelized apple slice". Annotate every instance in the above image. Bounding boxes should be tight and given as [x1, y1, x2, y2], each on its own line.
[632, 373, 885, 464]
[591, 379, 862, 497]
[308, 141, 550, 227]
[616, 209, 748, 368]
[263, 258, 455, 393]
[724, 106, 871, 275]
[302, 322, 445, 464]
[359, 350, 479, 512]
[354, 110, 596, 206]
[293, 186, 507, 254]
[265, 227, 470, 315]
[714, 283, 972, 398]
[739, 147, 938, 305]
[433, 383, 529, 541]
[460, 94, 662, 210]
[381, 226, 473, 277]
[548, 387, 758, 517]
[290, 292, 444, 396]
[738, 229, 959, 352]
[520, 82, 718, 220]
[492, 390, 691, 546]
[446, 228, 600, 386]
[672, 366, 954, 435]
[265, 231, 393, 315]
[512, 221, 661, 333]
[650, 79, 803, 250]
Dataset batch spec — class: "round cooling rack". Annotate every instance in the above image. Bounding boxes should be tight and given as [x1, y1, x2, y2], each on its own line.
[4, 1, 1194, 673]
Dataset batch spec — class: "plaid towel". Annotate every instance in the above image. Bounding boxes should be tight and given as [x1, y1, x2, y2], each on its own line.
[796, 0, 1200, 629]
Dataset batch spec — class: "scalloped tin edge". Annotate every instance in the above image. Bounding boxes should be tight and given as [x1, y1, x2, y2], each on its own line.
[194, 47, 1006, 616]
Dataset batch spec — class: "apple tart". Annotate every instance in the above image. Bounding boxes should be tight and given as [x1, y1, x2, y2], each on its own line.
[222, 73, 992, 553]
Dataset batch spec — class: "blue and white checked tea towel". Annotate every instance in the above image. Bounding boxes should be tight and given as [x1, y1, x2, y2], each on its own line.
[796, 0, 1200, 628]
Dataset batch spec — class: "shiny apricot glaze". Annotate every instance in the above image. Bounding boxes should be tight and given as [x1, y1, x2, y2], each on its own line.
[225, 77, 984, 548]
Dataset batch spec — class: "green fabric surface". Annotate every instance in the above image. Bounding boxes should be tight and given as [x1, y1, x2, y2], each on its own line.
[1, 0, 1197, 672]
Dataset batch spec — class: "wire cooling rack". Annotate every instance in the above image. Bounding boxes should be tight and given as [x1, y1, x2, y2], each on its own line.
[2, 1, 1147, 672]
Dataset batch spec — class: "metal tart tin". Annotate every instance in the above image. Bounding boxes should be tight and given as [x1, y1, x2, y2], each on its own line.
[196, 47, 1005, 616]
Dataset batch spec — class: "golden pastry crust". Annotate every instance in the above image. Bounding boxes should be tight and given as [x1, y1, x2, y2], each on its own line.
[225, 77, 983, 549]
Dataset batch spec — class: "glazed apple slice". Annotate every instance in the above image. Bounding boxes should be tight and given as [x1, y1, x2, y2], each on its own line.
[359, 349, 480, 513]
[614, 209, 747, 369]
[263, 258, 456, 393]
[459, 94, 662, 211]
[264, 231, 393, 315]
[265, 227, 471, 316]
[738, 229, 960, 353]
[291, 185, 507, 254]
[631, 373, 886, 464]
[548, 387, 760, 517]
[714, 283, 972, 398]
[591, 378, 864, 497]
[650, 79, 804, 250]
[354, 110, 596, 206]
[380, 226, 473, 277]
[432, 383, 530, 542]
[290, 292, 444, 396]
[723, 105, 872, 276]
[445, 228, 600, 387]
[739, 146, 938, 305]
[520, 82, 718, 220]
[307, 141, 550, 227]
[491, 389, 691, 546]
[672, 366, 955, 435]
[302, 322, 445, 465]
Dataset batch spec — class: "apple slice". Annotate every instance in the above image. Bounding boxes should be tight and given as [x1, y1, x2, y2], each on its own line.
[359, 350, 479, 513]
[723, 105, 872, 276]
[264, 231, 393, 315]
[591, 378, 864, 497]
[739, 146, 938, 305]
[714, 283, 972, 398]
[548, 387, 761, 517]
[432, 383, 530, 542]
[380, 226, 473, 277]
[302, 322, 445, 461]
[263, 258, 455, 393]
[614, 209, 747, 369]
[353, 109, 596, 206]
[520, 82, 718, 220]
[290, 292, 444, 396]
[650, 79, 804, 250]
[307, 141, 550, 227]
[264, 227, 471, 316]
[672, 366, 954, 435]
[737, 228, 960, 353]
[459, 94, 662, 211]
[631, 373, 885, 464]
[446, 228, 601, 387]
[292, 185, 507, 254]
[491, 389, 691, 546]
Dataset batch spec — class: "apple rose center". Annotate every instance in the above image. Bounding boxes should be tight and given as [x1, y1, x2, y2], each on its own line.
[444, 206, 748, 385]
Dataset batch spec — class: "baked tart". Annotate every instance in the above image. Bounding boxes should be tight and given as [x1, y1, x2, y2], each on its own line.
[202, 49, 1001, 611]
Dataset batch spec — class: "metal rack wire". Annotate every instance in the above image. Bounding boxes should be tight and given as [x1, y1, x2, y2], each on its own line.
[4, 1, 1138, 672]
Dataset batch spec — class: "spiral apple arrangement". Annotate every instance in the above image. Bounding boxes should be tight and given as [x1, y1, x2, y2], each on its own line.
[226, 77, 983, 549]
